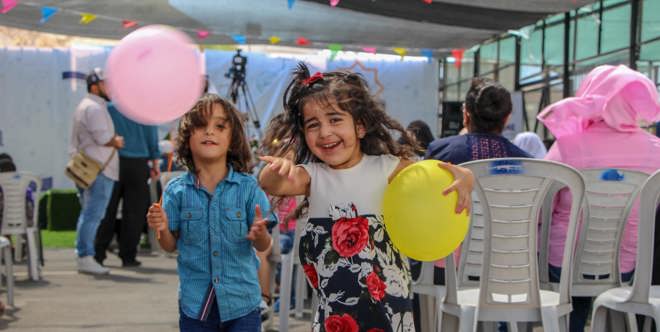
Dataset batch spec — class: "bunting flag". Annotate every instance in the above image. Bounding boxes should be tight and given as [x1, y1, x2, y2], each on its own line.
[362, 47, 376, 54]
[122, 20, 138, 29]
[421, 49, 434, 63]
[423, 0, 433, 4]
[1, 0, 17, 14]
[393, 47, 407, 59]
[232, 34, 247, 44]
[328, 43, 342, 61]
[451, 48, 465, 68]
[330, 0, 340, 6]
[507, 28, 529, 39]
[197, 30, 210, 40]
[287, 0, 295, 9]
[79, 13, 96, 25]
[296, 36, 310, 46]
[40, 6, 58, 24]
[269, 36, 281, 44]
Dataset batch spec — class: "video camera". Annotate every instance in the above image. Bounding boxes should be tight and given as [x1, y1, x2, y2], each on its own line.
[225, 49, 247, 82]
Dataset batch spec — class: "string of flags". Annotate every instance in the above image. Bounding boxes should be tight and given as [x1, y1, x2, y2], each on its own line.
[0, 0, 452, 61]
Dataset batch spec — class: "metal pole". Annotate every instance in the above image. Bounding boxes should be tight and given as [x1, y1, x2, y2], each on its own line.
[514, 36, 521, 91]
[563, 12, 572, 97]
[630, 0, 641, 70]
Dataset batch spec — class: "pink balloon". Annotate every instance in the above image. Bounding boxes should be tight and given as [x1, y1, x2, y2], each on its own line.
[106, 25, 203, 125]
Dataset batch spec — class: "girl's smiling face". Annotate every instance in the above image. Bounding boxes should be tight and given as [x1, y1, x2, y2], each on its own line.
[302, 99, 365, 169]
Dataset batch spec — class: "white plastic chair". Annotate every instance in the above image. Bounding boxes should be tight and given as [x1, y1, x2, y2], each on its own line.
[0, 172, 42, 281]
[0, 236, 14, 306]
[540, 169, 647, 296]
[440, 158, 585, 332]
[591, 169, 660, 332]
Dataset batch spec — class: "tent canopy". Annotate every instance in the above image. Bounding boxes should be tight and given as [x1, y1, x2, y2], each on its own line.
[0, 0, 594, 55]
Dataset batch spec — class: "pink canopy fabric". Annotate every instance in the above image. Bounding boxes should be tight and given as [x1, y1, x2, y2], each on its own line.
[538, 65, 660, 137]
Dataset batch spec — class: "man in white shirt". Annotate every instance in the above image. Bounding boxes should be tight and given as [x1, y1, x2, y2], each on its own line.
[69, 68, 124, 274]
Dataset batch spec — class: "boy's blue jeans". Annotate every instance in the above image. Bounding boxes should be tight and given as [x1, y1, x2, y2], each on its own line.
[75, 173, 115, 257]
[179, 299, 260, 332]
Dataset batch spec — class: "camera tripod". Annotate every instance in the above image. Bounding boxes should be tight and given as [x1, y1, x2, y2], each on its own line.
[226, 49, 261, 138]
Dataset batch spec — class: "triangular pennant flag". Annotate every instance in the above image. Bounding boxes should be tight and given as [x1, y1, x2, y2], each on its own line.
[393, 47, 407, 59]
[423, 0, 433, 4]
[40, 6, 57, 24]
[507, 29, 529, 40]
[362, 47, 376, 54]
[79, 13, 96, 25]
[450, 48, 465, 68]
[1, 0, 18, 14]
[329, 0, 340, 6]
[122, 20, 138, 29]
[421, 49, 434, 63]
[328, 43, 342, 61]
[197, 30, 210, 40]
[287, 0, 295, 9]
[232, 34, 247, 44]
[296, 37, 309, 46]
[269, 36, 281, 44]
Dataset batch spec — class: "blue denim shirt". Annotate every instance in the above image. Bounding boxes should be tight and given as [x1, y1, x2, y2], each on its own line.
[163, 167, 276, 321]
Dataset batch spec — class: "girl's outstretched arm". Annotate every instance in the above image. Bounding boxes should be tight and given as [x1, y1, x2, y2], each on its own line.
[258, 156, 310, 196]
[389, 159, 474, 214]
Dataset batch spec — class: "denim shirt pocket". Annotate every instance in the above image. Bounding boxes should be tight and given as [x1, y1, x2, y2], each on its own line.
[224, 207, 248, 244]
[180, 208, 204, 245]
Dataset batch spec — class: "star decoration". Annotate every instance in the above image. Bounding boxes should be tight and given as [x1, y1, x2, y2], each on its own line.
[336, 60, 384, 97]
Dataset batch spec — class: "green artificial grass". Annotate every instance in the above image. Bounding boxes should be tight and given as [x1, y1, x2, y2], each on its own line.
[41, 230, 76, 248]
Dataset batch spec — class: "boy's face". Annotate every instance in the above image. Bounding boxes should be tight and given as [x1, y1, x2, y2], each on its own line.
[302, 99, 365, 169]
[190, 103, 232, 166]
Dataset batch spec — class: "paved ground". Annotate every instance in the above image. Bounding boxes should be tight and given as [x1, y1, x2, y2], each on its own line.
[0, 249, 312, 331]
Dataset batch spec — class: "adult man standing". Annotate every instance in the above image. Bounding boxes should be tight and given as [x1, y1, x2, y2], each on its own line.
[94, 103, 160, 267]
[69, 68, 124, 274]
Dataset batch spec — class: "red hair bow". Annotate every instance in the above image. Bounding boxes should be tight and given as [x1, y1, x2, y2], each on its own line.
[303, 72, 324, 86]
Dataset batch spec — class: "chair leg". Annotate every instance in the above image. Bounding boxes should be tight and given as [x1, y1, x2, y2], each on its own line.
[591, 303, 609, 332]
[607, 309, 627, 332]
[626, 312, 639, 332]
[279, 254, 294, 332]
[3, 247, 14, 307]
[294, 266, 305, 318]
[26, 229, 40, 281]
[540, 306, 561, 332]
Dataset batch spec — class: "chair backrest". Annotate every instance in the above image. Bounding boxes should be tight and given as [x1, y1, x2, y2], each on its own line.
[459, 158, 584, 310]
[627, 169, 660, 303]
[0, 172, 41, 235]
[457, 192, 486, 289]
[572, 169, 648, 294]
[159, 171, 185, 192]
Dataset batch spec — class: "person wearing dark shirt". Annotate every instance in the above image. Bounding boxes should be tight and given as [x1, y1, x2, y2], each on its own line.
[426, 78, 530, 163]
[94, 103, 160, 267]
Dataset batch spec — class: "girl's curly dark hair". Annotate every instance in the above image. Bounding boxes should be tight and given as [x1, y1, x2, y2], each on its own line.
[175, 94, 252, 173]
[280, 62, 418, 164]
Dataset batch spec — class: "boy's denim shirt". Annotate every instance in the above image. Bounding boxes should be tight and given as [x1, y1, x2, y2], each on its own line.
[163, 167, 276, 321]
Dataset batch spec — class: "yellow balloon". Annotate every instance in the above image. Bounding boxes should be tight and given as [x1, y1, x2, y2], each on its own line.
[383, 160, 469, 261]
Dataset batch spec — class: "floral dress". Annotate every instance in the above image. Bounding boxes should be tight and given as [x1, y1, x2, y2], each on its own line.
[299, 155, 415, 332]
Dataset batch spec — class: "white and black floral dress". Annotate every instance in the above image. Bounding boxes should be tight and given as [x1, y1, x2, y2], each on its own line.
[299, 154, 415, 332]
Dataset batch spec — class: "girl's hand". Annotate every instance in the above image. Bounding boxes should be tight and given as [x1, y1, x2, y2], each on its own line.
[259, 155, 297, 180]
[437, 161, 474, 214]
[147, 203, 169, 232]
[247, 204, 269, 242]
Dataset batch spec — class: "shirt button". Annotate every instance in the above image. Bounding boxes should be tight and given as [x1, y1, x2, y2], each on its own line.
[236, 211, 242, 218]
[214, 277, 220, 284]
[213, 251, 219, 257]
[186, 212, 192, 218]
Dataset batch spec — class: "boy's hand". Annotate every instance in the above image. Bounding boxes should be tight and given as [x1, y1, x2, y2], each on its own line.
[147, 203, 168, 232]
[259, 156, 297, 180]
[247, 204, 269, 242]
[437, 161, 474, 214]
